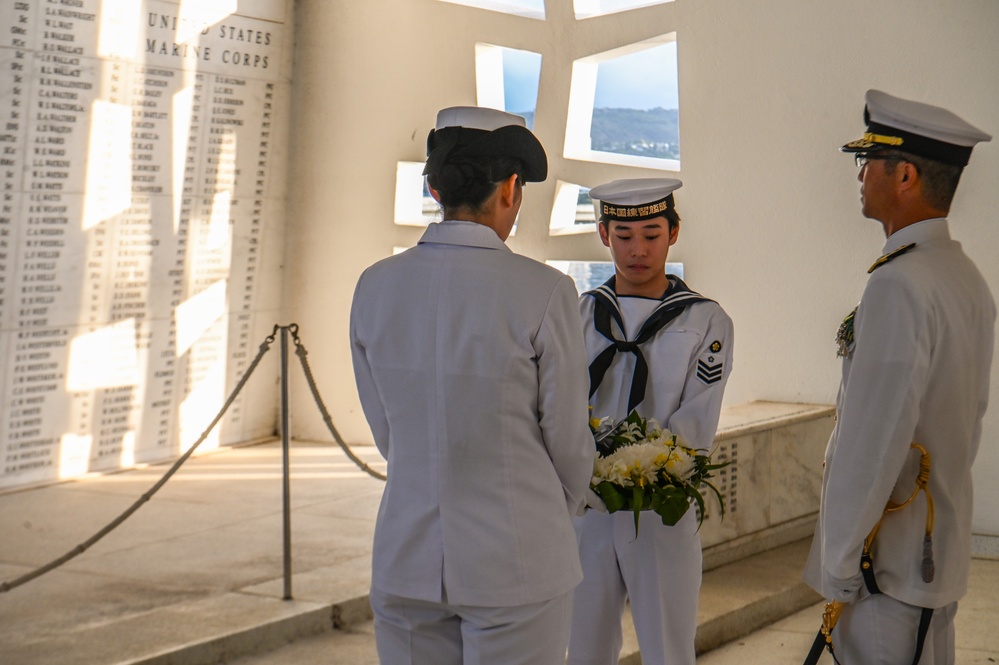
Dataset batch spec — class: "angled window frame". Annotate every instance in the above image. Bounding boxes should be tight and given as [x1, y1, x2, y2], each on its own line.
[549, 260, 685, 293]
[475, 42, 542, 128]
[394, 161, 439, 228]
[438, 0, 545, 20]
[548, 180, 596, 236]
[564, 32, 680, 171]
[574, 0, 673, 20]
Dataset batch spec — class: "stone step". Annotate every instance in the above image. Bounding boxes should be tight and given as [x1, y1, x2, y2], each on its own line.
[223, 537, 820, 664]
[3, 530, 815, 665]
[1, 533, 810, 665]
[696, 536, 821, 655]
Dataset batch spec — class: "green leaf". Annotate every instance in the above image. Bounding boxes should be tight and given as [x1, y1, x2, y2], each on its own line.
[650, 486, 689, 526]
[594, 482, 627, 513]
[702, 479, 727, 520]
[687, 485, 706, 530]
[632, 485, 645, 536]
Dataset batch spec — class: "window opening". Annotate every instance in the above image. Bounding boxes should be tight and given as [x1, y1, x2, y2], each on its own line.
[574, 0, 672, 20]
[439, 0, 545, 20]
[476, 43, 542, 129]
[565, 34, 680, 170]
[549, 260, 684, 293]
[549, 181, 596, 236]
[394, 161, 439, 227]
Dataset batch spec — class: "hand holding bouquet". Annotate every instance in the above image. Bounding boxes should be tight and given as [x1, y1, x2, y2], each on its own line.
[589, 409, 728, 535]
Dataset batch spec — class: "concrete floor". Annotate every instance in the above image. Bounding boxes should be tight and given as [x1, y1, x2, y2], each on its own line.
[699, 564, 999, 665]
[2, 440, 996, 665]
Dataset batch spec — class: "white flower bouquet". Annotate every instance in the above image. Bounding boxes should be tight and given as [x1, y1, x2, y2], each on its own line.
[589, 409, 728, 534]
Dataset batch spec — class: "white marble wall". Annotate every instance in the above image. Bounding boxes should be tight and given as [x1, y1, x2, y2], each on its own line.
[0, 0, 294, 490]
[698, 402, 834, 561]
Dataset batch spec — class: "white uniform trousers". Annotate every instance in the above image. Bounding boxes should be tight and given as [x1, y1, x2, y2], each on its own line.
[370, 587, 573, 665]
[568, 509, 701, 665]
[833, 594, 956, 665]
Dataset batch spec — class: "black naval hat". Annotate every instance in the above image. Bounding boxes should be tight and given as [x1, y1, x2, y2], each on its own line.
[841, 89, 991, 167]
[588, 178, 682, 222]
[423, 106, 548, 182]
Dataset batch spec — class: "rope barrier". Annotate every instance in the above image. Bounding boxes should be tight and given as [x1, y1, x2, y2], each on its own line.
[290, 324, 387, 481]
[0, 324, 384, 594]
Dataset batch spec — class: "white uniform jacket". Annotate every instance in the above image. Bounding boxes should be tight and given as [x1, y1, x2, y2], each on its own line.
[805, 218, 995, 609]
[580, 277, 734, 450]
[569, 277, 734, 664]
[350, 220, 594, 608]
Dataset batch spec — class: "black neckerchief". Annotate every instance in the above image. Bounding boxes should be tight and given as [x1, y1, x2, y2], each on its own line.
[584, 275, 710, 413]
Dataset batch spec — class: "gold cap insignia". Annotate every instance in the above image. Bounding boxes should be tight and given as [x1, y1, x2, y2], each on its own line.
[862, 132, 905, 146]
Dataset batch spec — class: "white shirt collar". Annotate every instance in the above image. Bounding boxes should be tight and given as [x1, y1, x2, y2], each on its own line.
[883, 217, 950, 254]
[418, 220, 510, 251]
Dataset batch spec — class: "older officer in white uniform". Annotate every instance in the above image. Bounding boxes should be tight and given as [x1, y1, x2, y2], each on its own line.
[350, 106, 593, 665]
[568, 179, 734, 665]
[804, 90, 995, 664]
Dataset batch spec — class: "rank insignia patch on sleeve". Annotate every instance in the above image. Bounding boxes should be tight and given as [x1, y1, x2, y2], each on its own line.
[710, 340, 722, 353]
[697, 359, 723, 385]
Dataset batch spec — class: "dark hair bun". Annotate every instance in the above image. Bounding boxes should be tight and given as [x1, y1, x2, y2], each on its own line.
[437, 162, 477, 191]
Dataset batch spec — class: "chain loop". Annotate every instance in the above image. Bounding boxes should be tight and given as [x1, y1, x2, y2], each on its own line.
[293, 335, 387, 481]
[0, 324, 385, 594]
[1, 332, 276, 594]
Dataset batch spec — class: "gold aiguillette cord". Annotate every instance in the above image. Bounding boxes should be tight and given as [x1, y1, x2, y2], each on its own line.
[804, 443, 933, 665]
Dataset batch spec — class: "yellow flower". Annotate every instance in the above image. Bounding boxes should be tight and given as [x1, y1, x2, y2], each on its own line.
[664, 447, 695, 480]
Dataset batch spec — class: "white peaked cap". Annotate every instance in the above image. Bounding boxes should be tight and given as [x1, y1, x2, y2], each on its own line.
[842, 89, 991, 166]
[435, 106, 528, 131]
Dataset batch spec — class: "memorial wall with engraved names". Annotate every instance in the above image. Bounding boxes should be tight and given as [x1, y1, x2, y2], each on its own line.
[0, 0, 291, 490]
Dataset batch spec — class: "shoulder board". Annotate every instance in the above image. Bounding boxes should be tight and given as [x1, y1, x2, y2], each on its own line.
[867, 243, 916, 274]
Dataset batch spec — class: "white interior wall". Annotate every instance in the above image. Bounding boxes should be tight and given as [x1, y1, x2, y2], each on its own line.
[285, 0, 999, 534]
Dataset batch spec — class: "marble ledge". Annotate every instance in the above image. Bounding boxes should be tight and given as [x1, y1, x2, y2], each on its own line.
[716, 401, 835, 441]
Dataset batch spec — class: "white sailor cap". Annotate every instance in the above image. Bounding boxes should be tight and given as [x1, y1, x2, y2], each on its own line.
[423, 106, 548, 182]
[434, 106, 525, 132]
[841, 89, 992, 166]
[588, 178, 682, 222]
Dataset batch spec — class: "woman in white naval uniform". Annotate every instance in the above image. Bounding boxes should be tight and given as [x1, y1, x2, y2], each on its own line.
[350, 106, 594, 665]
[568, 179, 734, 665]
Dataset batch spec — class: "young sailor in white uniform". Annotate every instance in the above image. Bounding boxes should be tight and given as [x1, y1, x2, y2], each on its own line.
[804, 90, 994, 664]
[568, 178, 734, 665]
[350, 106, 594, 665]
